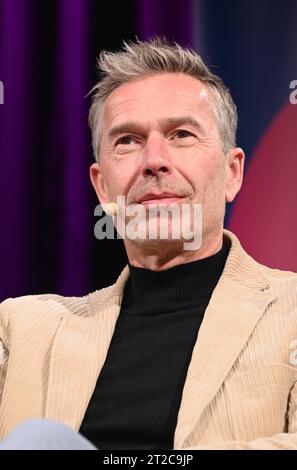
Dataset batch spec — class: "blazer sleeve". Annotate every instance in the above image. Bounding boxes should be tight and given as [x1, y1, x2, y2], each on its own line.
[179, 381, 297, 450]
[0, 298, 11, 405]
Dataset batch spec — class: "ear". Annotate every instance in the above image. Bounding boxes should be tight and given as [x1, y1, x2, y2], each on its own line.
[89, 162, 110, 205]
[225, 147, 245, 203]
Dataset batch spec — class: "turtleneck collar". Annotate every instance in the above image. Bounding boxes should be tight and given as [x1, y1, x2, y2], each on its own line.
[121, 236, 230, 315]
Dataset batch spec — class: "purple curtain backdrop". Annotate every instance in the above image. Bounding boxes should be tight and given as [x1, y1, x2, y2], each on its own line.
[0, 1, 93, 300]
[52, 1, 91, 294]
[138, 0, 195, 46]
[0, 0, 196, 301]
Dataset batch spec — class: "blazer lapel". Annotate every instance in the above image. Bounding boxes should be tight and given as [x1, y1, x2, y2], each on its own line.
[45, 267, 130, 430]
[174, 231, 275, 449]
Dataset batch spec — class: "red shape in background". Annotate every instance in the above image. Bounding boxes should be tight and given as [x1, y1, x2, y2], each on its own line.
[228, 101, 297, 271]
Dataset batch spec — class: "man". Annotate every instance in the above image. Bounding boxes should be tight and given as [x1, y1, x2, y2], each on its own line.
[0, 37, 297, 450]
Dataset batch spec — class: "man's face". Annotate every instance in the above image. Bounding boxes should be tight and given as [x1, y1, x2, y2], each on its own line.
[91, 73, 243, 250]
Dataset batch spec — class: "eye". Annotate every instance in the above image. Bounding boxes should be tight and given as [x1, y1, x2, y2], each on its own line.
[115, 135, 138, 146]
[174, 129, 195, 139]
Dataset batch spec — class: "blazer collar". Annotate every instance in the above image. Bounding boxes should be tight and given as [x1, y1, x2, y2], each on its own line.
[45, 230, 275, 446]
[45, 265, 129, 428]
[174, 231, 275, 448]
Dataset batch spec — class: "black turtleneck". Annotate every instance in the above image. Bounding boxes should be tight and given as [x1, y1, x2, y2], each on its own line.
[79, 237, 230, 450]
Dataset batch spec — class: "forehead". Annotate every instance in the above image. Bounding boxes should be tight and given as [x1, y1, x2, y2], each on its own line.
[102, 73, 214, 130]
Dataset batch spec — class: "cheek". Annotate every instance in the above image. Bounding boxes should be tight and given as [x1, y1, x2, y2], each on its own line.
[103, 164, 131, 199]
[182, 157, 220, 193]
[111, 152, 141, 178]
[206, 167, 227, 208]
[193, 161, 226, 201]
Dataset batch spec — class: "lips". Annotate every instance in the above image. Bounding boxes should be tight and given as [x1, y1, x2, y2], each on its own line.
[138, 192, 185, 205]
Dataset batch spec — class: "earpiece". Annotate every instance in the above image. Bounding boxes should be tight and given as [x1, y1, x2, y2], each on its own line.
[102, 202, 119, 216]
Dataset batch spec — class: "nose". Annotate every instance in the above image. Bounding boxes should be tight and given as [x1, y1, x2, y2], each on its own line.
[141, 135, 173, 178]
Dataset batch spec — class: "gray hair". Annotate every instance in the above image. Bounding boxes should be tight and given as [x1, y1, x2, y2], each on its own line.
[89, 37, 237, 161]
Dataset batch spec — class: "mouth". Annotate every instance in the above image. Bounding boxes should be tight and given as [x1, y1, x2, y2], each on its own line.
[138, 192, 186, 206]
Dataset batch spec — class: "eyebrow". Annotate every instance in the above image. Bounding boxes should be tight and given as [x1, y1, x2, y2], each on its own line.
[108, 122, 146, 140]
[161, 116, 206, 135]
[108, 115, 206, 140]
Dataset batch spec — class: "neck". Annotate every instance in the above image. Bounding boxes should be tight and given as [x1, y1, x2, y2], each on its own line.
[124, 229, 224, 271]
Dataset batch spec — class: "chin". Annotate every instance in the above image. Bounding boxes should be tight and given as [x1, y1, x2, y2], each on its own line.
[129, 236, 184, 252]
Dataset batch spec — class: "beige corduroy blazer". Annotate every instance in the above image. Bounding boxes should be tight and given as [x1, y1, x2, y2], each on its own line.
[1, 229, 297, 450]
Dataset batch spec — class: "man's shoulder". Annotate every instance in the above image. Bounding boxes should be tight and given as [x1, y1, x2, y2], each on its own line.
[0, 282, 126, 355]
[2, 287, 111, 314]
[259, 262, 297, 281]
[0, 266, 129, 324]
[258, 262, 297, 298]
[224, 229, 297, 302]
[240, 250, 297, 312]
